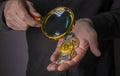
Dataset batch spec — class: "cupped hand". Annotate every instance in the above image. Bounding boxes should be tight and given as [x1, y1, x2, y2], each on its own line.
[4, 0, 41, 31]
[47, 18, 101, 71]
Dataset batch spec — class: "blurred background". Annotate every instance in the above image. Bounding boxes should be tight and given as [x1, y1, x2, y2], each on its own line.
[0, 31, 28, 76]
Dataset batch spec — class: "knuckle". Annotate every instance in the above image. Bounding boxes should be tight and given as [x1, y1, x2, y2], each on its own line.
[23, 24, 29, 27]
[6, 22, 12, 28]
[22, 25, 29, 30]
[29, 21, 36, 27]
[5, 16, 11, 21]
[20, 13, 28, 21]
[10, 26, 17, 30]
[23, 25, 29, 29]
[21, 15, 26, 21]
[31, 21, 36, 26]
[19, 26, 28, 31]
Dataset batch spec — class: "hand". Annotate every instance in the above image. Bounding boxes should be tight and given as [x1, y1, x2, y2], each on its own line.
[4, 0, 41, 31]
[47, 18, 101, 71]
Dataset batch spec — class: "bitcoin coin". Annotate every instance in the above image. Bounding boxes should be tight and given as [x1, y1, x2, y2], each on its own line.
[60, 41, 74, 54]
[68, 37, 79, 48]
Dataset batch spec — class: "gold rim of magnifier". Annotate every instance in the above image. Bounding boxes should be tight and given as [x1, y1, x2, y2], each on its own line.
[41, 7, 75, 40]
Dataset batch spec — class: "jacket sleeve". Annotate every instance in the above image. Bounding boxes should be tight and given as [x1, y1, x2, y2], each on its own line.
[0, 1, 10, 32]
[90, 0, 120, 39]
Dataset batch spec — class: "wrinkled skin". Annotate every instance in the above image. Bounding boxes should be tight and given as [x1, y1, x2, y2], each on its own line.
[4, 0, 41, 31]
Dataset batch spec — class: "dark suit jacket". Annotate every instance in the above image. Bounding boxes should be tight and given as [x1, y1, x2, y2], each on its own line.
[0, 0, 120, 76]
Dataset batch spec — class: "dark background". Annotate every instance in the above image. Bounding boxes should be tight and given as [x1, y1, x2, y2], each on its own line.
[0, 31, 28, 76]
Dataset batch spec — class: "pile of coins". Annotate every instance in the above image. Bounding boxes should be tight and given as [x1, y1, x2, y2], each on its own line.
[57, 33, 79, 63]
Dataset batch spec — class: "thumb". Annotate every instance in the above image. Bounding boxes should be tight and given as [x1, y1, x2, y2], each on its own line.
[26, 1, 42, 27]
[26, 1, 41, 17]
[89, 38, 101, 57]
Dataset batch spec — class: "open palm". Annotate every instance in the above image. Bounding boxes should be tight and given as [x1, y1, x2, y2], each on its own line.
[47, 19, 101, 71]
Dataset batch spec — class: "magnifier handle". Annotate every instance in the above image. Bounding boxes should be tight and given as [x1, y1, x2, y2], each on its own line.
[23, 1, 41, 22]
[34, 16, 41, 21]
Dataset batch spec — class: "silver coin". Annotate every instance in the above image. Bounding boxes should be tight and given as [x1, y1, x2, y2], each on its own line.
[57, 54, 71, 63]
[63, 32, 75, 41]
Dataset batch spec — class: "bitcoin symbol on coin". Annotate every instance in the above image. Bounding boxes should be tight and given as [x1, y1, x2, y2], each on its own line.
[68, 37, 79, 48]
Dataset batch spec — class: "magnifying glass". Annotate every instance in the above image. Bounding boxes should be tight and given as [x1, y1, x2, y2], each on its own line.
[34, 7, 79, 63]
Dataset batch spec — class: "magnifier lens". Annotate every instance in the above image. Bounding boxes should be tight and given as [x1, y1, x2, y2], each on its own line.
[44, 10, 72, 36]
[42, 7, 74, 40]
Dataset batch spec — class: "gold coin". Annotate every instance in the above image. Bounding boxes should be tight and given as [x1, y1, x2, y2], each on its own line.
[60, 41, 74, 54]
[68, 37, 79, 48]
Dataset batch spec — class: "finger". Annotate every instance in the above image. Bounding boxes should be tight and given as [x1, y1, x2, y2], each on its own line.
[79, 39, 89, 51]
[15, 3, 41, 27]
[50, 39, 63, 62]
[7, 20, 28, 31]
[50, 48, 61, 62]
[89, 37, 101, 57]
[57, 62, 71, 71]
[26, 1, 42, 25]
[6, 14, 28, 30]
[26, 1, 42, 27]
[17, 10, 41, 27]
[73, 46, 87, 62]
[15, 3, 27, 20]
[26, 1, 41, 17]
[6, 21, 16, 30]
[47, 63, 59, 71]
[57, 39, 64, 48]
[6, 22, 22, 30]
[11, 12, 29, 28]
